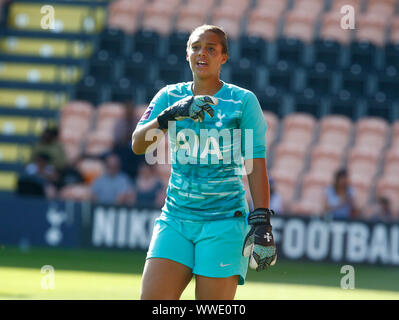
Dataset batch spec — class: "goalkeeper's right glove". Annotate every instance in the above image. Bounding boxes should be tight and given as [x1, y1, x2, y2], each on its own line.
[157, 95, 217, 129]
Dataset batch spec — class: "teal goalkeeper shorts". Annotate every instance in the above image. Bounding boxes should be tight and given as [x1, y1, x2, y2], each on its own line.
[146, 213, 251, 285]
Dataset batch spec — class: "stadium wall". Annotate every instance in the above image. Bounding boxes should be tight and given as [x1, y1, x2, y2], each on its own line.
[1, 194, 399, 267]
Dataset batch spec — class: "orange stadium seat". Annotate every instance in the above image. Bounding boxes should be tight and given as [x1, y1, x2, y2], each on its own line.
[355, 13, 388, 46]
[309, 144, 344, 175]
[377, 175, 399, 217]
[246, 9, 280, 40]
[383, 148, 399, 178]
[349, 172, 372, 212]
[367, 0, 395, 19]
[59, 183, 92, 201]
[390, 17, 399, 43]
[280, 113, 316, 149]
[77, 158, 106, 184]
[318, 115, 352, 151]
[61, 100, 94, 119]
[320, 11, 352, 44]
[84, 129, 115, 156]
[331, 0, 362, 13]
[283, 10, 318, 43]
[348, 146, 380, 182]
[355, 117, 389, 152]
[211, 8, 242, 39]
[269, 169, 298, 212]
[294, 0, 325, 15]
[107, 0, 146, 33]
[256, 0, 288, 14]
[291, 171, 333, 216]
[263, 111, 279, 150]
[272, 142, 307, 177]
[175, 9, 208, 34]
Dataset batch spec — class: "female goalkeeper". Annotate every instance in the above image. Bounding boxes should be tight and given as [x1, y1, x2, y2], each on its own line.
[132, 25, 276, 300]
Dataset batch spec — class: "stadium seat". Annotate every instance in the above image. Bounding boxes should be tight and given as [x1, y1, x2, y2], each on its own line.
[109, 78, 136, 103]
[84, 129, 115, 157]
[211, 8, 242, 39]
[355, 117, 389, 152]
[98, 27, 126, 57]
[0, 171, 18, 191]
[266, 60, 296, 92]
[355, 13, 388, 47]
[328, 90, 360, 119]
[132, 29, 162, 58]
[304, 62, 334, 96]
[175, 8, 208, 34]
[348, 41, 379, 71]
[293, 0, 325, 15]
[275, 37, 305, 64]
[349, 173, 372, 211]
[311, 39, 343, 67]
[331, 0, 362, 13]
[291, 171, 333, 216]
[0, 143, 30, 163]
[272, 142, 308, 177]
[282, 10, 318, 43]
[309, 144, 344, 176]
[122, 52, 153, 85]
[318, 114, 352, 151]
[166, 31, 190, 61]
[230, 58, 259, 91]
[280, 112, 316, 149]
[269, 168, 299, 212]
[59, 183, 92, 201]
[0, 116, 46, 136]
[77, 158, 105, 184]
[88, 50, 118, 82]
[238, 35, 268, 64]
[366, 0, 395, 19]
[377, 174, 399, 216]
[348, 147, 380, 183]
[257, 0, 288, 13]
[61, 101, 94, 120]
[75, 76, 105, 105]
[246, 9, 280, 41]
[292, 89, 324, 117]
[0, 88, 67, 109]
[263, 111, 279, 151]
[156, 55, 187, 85]
[0, 36, 93, 58]
[390, 16, 399, 44]
[107, 0, 142, 34]
[383, 43, 399, 69]
[375, 66, 399, 100]
[256, 86, 287, 117]
[320, 11, 352, 44]
[364, 93, 394, 122]
[383, 148, 399, 178]
[338, 64, 370, 97]
[141, 6, 174, 36]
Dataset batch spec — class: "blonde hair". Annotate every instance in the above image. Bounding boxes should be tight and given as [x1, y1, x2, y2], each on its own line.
[186, 25, 229, 55]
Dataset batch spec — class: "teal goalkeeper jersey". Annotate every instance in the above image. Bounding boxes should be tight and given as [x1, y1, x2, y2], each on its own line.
[137, 81, 267, 221]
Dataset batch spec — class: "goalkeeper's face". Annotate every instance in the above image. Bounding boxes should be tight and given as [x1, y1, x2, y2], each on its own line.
[186, 31, 228, 80]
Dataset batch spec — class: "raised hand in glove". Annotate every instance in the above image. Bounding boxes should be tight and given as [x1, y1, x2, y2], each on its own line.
[243, 208, 277, 271]
[157, 95, 217, 129]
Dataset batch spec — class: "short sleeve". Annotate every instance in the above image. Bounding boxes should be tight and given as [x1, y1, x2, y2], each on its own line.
[240, 91, 267, 159]
[136, 86, 169, 127]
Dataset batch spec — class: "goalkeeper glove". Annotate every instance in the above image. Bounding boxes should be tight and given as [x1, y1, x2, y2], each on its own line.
[243, 208, 277, 271]
[157, 95, 217, 129]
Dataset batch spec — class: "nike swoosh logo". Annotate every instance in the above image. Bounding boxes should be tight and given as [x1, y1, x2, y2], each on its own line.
[220, 263, 231, 267]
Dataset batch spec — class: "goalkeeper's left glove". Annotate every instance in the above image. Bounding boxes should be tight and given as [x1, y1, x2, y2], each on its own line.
[157, 95, 217, 129]
[243, 208, 277, 271]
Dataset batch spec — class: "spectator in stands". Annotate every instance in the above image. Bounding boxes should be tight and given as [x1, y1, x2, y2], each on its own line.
[31, 127, 67, 171]
[367, 197, 393, 223]
[17, 152, 58, 198]
[323, 169, 356, 219]
[112, 101, 145, 179]
[56, 159, 85, 190]
[90, 153, 134, 205]
[131, 160, 165, 209]
[269, 178, 283, 213]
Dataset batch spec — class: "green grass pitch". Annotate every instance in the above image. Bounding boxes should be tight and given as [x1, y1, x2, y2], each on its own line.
[0, 246, 398, 299]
